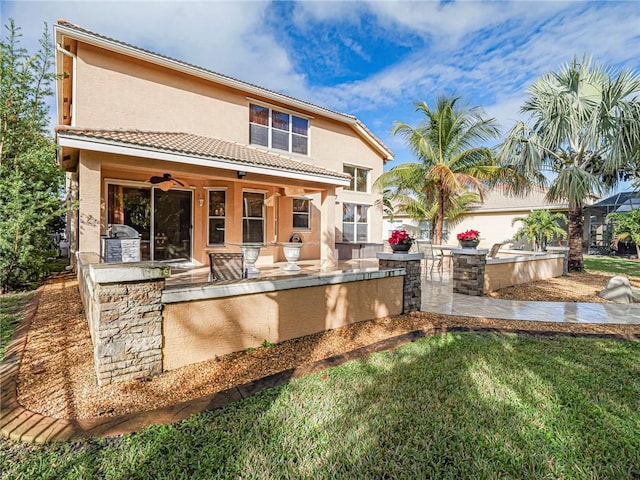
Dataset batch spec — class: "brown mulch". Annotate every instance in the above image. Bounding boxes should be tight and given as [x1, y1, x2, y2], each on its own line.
[15, 271, 640, 420]
[488, 271, 640, 303]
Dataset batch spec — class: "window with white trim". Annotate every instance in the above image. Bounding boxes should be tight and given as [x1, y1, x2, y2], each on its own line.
[292, 198, 310, 229]
[242, 191, 265, 243]
[343, 203, 368, 242]
[249, 104, 309, 155]
[343, 165, 370, 192]
[208, 190, 226, 245]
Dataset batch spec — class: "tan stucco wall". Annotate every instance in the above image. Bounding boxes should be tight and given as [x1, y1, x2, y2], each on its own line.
[384, 188, 567, 249]
[75, 44, 248, 141]
[162, 276, 403, 370]
[454, 213, 532, 249]
[70, 41, 386, 260]
[485, 256, 564, 292]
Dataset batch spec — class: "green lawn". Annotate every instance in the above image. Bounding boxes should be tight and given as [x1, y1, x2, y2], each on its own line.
[0, 291, 33, 360]
[2, 332, 639, 479]
[585, 255, 640, 277]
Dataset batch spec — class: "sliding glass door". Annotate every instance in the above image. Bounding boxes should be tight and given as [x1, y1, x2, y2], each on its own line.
[107, 185, 152, 260]
[153, 189, 192, 261]
[108, 184, 192, 261]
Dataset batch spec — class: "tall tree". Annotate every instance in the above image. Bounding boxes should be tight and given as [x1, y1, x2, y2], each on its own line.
[375, 95, 511, 244]
[0, 20, 65, 292]
[500, 56, 640, 271]
[511, 209, 568, 251]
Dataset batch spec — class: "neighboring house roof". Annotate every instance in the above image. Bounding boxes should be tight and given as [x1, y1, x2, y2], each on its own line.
[54, 20, 394, 161]
[384, 185, 568, 220]
[56, 127, 351, 185]
[466, 185, 567, 213]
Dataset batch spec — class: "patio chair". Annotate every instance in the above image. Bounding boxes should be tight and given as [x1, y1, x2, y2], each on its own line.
[487, 243, 503, 258]
[208, 253, 245, 282]
[417, 240, 444, 278]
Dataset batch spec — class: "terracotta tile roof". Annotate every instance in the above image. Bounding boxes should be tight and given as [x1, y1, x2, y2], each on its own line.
[56, 127, 351, 181]
[55, 20, 393, 160]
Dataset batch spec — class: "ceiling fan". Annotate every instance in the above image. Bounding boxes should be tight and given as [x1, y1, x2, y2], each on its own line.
[148, 173, 188, 191]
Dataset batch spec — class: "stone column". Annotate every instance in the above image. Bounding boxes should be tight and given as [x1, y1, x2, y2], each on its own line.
[546, 246, 570, 276]
[452, 248, 488, 296]
[89, 262, 170, 385]
[377, 252, 423, 312]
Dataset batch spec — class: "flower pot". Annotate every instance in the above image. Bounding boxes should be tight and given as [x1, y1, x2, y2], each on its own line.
[459, 239, 480, 248]
[390, 242, 412, 253]
[282, 242, 303, 271]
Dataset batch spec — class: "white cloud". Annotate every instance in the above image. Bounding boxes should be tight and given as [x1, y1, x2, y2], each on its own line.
[3, 1, 309, 97]
[307, 2, 640, 129]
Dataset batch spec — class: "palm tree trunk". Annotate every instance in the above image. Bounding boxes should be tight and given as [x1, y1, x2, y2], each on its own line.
[567, 207, 584, 271]
[435, 188, 445, 244]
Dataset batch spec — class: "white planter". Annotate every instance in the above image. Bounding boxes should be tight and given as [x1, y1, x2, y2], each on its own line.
[282, 243, 303, 271]
[241, 245, 261, 274]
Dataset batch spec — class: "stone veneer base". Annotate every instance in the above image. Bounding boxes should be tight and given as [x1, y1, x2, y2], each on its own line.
[377, 252, 423, 312]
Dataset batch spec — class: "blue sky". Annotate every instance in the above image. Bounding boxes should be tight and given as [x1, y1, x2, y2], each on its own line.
[3, 0, 640, 187]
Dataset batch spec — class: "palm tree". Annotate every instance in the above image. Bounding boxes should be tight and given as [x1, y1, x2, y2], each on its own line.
[375, 95, 509, 244]
[608, 208, 640, 258]
[500, 56, 640, 270]
[511, 209, 568, 251]
[391, 188, 480, 241]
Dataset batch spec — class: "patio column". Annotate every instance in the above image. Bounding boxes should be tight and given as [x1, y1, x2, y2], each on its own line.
[78, 153, 102, 256]
[377, 252, 423, 312]
[320, 188, 337, 268]
[452, 248, 488, 296]
[66, 171, 79, 266]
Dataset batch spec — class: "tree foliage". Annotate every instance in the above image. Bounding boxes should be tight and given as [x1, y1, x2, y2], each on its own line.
[500, 56, 640, 270]
[375, 95, 519, 244]
[511, 209, 568, 251]
[0, 20, 65, 292]
[607, 208, 640, 258]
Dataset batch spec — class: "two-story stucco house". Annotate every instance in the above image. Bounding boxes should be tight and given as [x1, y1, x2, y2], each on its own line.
[54, 20, 393, 269]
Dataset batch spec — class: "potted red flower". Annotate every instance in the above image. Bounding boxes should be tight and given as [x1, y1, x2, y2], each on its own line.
[388, 229, 413, 252]
[457, 229, 480, 248]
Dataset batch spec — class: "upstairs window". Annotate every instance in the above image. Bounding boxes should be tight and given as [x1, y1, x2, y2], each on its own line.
[343, 165, 370, 192]
[250, 104, 308, 155]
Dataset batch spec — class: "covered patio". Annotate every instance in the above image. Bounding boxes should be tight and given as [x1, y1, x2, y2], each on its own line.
[57, 128, 352, 270]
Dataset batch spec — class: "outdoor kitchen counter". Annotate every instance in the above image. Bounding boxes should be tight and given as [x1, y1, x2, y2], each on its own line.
[162, 267, 406, 303]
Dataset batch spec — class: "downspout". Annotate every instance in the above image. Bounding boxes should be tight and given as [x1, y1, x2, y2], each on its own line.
[56, 43, 77, 126]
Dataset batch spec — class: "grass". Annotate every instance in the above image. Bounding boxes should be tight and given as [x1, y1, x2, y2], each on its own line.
[585, 255, 640, 277]
[0, 291, 33, 360]
[2, 332, 639, 479]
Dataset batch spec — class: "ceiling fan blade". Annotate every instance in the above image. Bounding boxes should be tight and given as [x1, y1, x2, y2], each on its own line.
[148, 173, 188, 188]
[149, 175, 167, 184]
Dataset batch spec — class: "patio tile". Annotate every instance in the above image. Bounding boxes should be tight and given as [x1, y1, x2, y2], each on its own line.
[421, 277, 640, 325]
